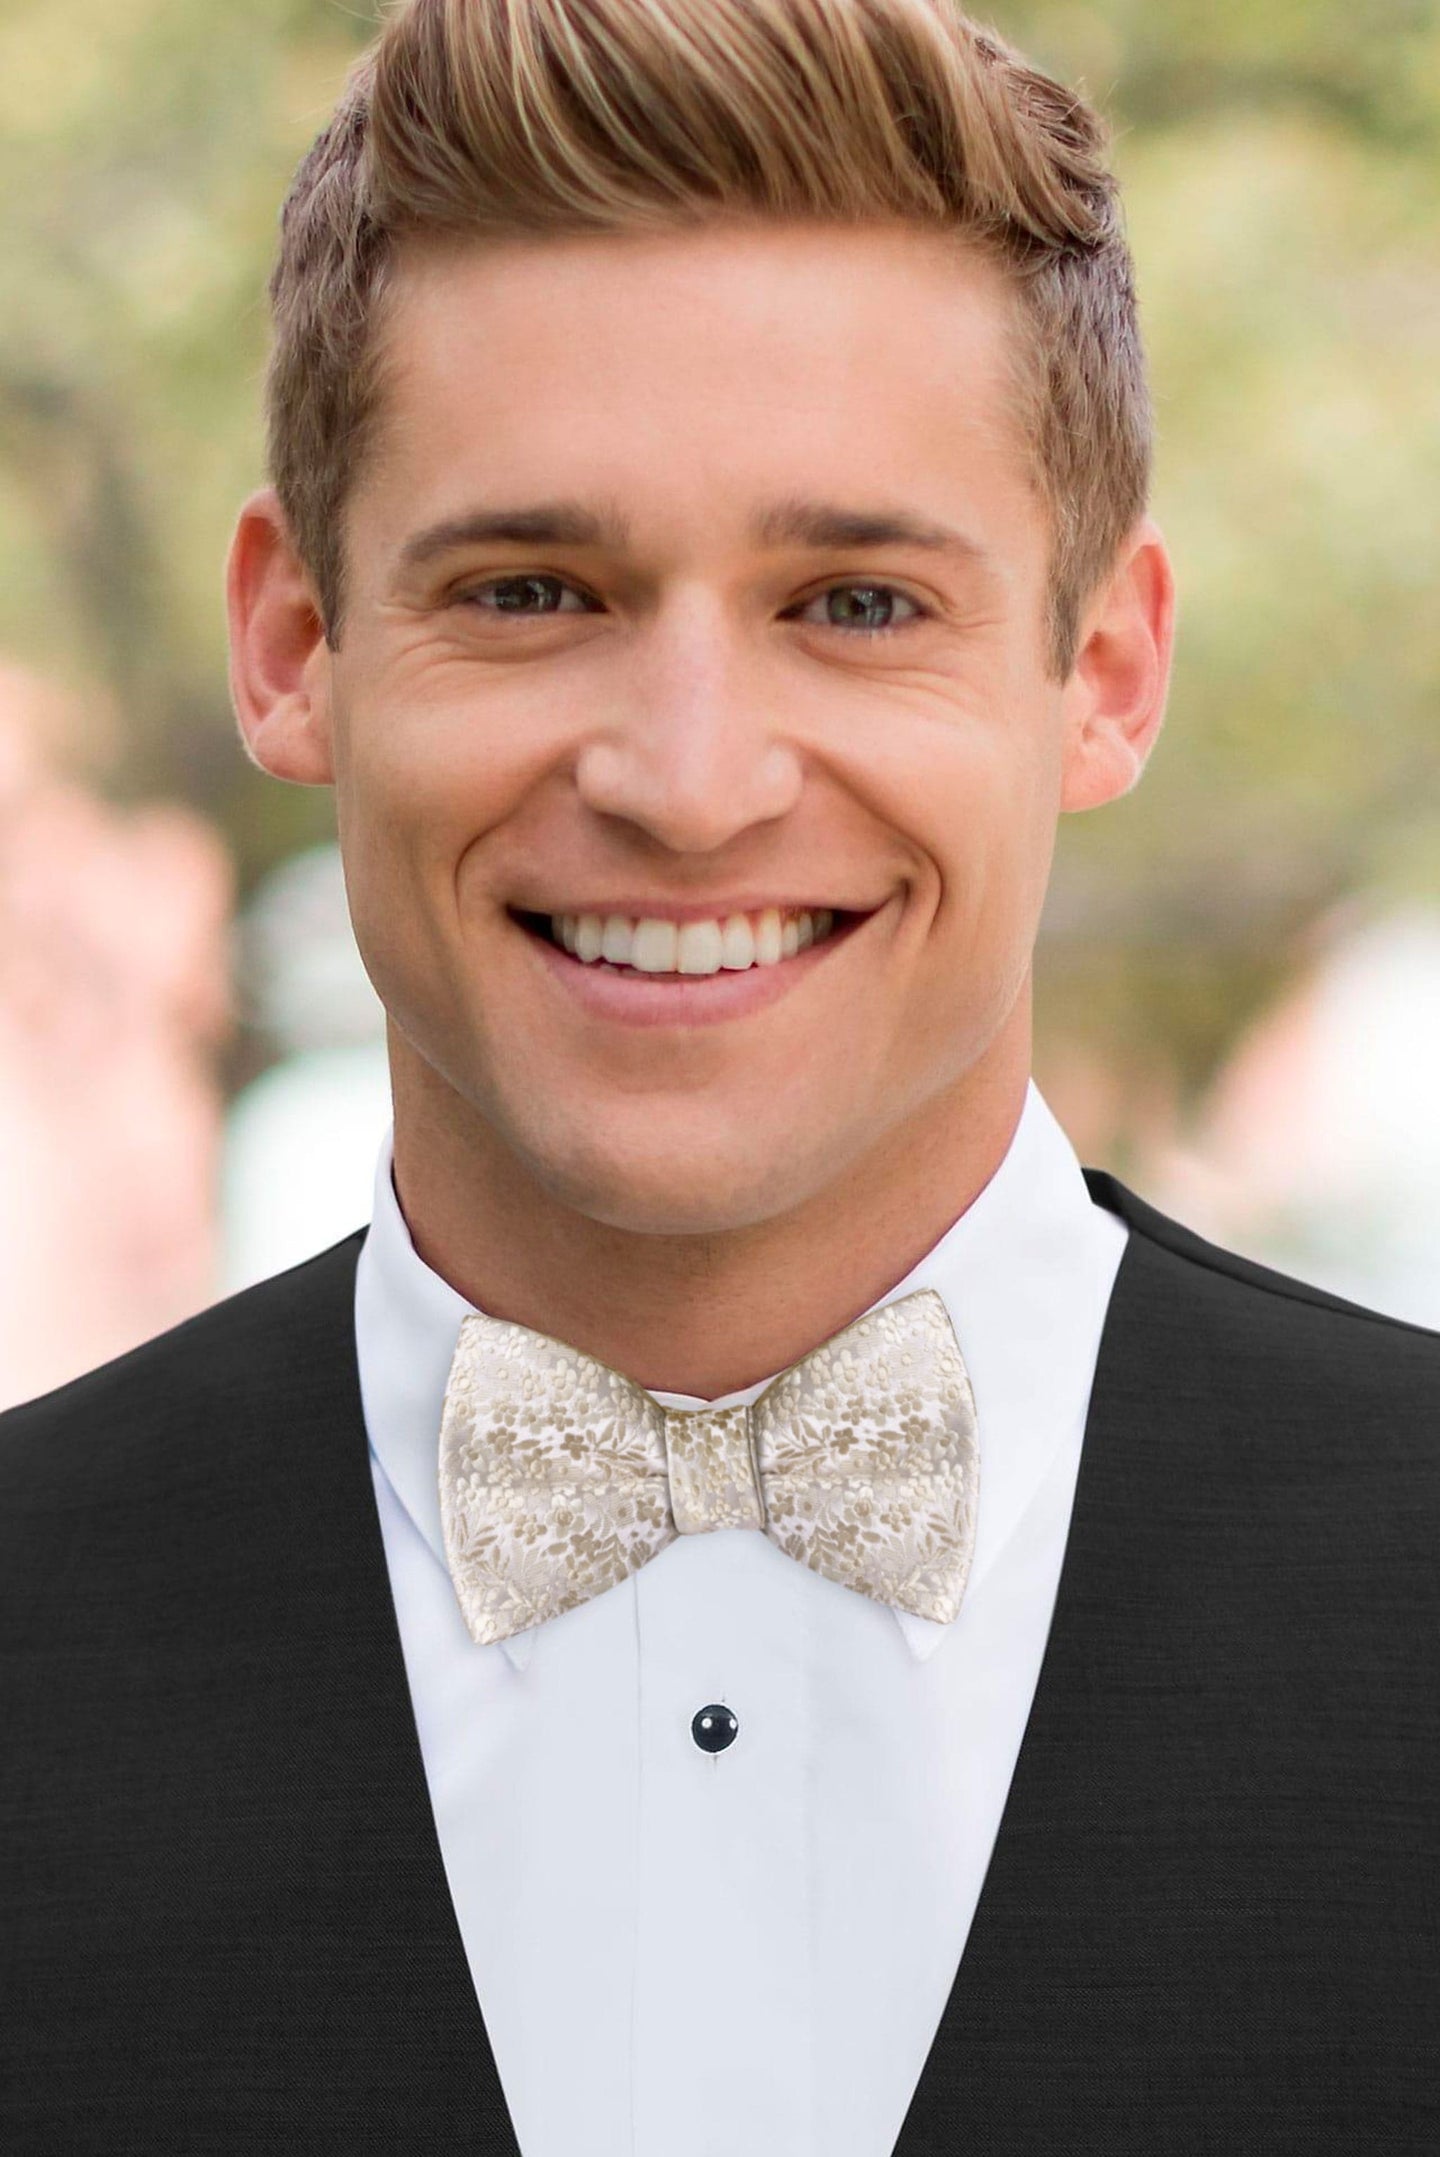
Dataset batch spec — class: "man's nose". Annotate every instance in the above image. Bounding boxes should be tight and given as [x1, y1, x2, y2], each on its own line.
[572, 597, 804, 854]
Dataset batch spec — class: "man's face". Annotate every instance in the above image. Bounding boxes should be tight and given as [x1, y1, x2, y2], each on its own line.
[323, 221, 1092, 1234]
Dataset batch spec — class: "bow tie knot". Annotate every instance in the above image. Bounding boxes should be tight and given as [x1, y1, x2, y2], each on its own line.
[439, 1288, 979, 1647]
[664, 1405, 766, 1535]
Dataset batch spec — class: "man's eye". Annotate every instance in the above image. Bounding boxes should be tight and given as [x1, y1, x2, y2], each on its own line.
[791, 583, 924, 634]
[456, 574, 595, 615]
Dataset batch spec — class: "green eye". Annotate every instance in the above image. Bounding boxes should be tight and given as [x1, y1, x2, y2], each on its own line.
[799, 584, 923, 633]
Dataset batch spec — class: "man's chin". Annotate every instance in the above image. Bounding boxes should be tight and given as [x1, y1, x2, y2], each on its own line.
[524, 1126, 831, 1241]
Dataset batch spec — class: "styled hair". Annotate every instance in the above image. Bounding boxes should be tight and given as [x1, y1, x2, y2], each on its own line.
[265, 0, 1152, 682]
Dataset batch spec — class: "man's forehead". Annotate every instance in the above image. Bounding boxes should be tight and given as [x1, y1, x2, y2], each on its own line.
[379, 215, 1021, 382]
[359, 219, 1035, 571]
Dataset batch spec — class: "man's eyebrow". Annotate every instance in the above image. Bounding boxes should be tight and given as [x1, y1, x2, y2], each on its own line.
[394, 495, 996, 575]
[395, 500, 630, 573]
[752, 497, 998, 573]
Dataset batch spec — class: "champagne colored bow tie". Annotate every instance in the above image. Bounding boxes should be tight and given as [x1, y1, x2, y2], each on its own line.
[438, 1287, 980, 1648]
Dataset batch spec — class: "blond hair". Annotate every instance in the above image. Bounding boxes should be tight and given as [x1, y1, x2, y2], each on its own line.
[266, 0, 1152, 681]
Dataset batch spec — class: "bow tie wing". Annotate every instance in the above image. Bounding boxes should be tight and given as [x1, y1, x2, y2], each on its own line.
[439, 1313, 673, 1645]
[752, 1289, 980, 1624]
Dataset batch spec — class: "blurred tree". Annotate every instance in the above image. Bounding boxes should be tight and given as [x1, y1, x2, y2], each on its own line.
[1012, 0, 1440, 1127]
[0, 0, 363, 853]
[0, 0, 1436, 1126]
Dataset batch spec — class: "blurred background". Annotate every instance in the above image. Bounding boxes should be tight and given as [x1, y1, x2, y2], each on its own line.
[1, 0, 1437, 1407]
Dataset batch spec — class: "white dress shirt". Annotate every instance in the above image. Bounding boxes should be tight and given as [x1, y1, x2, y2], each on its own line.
[356, 1078, 1129, 2157]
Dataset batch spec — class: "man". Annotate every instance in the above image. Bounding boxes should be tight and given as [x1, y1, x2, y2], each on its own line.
[2, 1, 1435, 2150]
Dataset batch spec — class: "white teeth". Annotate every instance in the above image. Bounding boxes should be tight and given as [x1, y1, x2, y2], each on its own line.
[753, 908, 783, 965]
[600, 914, 631, 964]
[547, 905, 840, 972]
[720, 913, 755, 969]
[574, 913, 604, 963]
[630, 918, 679, 973]
[676, 919, 725, 974]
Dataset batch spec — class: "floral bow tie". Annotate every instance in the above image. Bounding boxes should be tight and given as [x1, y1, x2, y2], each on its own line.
[437, 1287, 980, 1647]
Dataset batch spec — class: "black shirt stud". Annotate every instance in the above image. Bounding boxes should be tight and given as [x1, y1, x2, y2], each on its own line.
[691, 1703, 739, 1754]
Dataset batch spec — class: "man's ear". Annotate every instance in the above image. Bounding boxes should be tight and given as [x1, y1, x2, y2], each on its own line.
[225, 486, 336, 786]
[1058, 515, 1176, 813]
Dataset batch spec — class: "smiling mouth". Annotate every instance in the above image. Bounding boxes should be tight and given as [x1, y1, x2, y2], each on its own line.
[510, 904, 869, 977]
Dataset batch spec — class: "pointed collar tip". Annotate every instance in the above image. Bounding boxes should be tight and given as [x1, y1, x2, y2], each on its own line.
[893, 1606, 954, 1662]
[498, 1627, 536, 1674]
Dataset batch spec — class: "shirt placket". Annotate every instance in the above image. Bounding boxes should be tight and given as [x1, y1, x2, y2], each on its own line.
[629, 1521, 815, 2157]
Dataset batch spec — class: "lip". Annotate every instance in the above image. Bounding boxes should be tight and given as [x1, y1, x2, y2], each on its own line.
[510, 899, 866, 925]
[513, 906, 878, 1029]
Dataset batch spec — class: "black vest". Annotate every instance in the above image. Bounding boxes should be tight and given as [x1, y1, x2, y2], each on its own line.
[2, 1172, 1437, 2151]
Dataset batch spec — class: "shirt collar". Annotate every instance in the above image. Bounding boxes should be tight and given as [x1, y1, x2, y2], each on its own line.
[355, 1079, 1125, 1672]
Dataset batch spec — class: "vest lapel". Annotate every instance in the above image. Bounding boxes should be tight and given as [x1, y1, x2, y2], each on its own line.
[892, 1171, 1289, 2151]
[222, 1232, 522, 2148]
[888, 1177, 1154, 2148]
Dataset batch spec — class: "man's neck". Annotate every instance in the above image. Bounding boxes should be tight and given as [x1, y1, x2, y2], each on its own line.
[389, 1025, 1031, 1399]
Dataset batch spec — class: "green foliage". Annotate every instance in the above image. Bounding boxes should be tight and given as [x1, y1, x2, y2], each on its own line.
[2, 0, 1437, 1098]
[0, 0, 363, 823]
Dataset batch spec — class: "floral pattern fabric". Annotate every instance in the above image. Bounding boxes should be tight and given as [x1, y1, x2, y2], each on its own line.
[438, 1288, 980, 1648]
